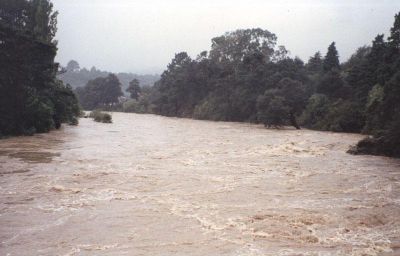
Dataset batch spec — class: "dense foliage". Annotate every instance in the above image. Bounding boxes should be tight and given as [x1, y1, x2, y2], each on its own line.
[140, 16, 400, 157]
[0, 0, 80, 136]
[75, 74, 123, 110]
[127, 78, 141, 100]
[5, 2, 397, 157]
[121, 85, 153, 113]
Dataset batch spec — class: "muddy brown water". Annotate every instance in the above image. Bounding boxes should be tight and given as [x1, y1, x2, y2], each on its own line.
[1, 113, 400, 256]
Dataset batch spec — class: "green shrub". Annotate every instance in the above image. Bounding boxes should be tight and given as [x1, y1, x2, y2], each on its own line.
[122, 99, 147, 113]
[256, 93, 289, 128]
[193, 95, 231, 121]
[349, 114, 400, 157]
[27, 96, 55, 133]
[69, 117, 79, 125]
[322, 100, 365, 133]
[301, 96, 364, 133]
[89, 110, 112, 123]
[101, 113, 112, 123]
[300, 94, 330, 129]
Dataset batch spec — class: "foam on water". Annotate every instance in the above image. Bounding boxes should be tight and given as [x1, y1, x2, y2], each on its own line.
[0, 113, 399, 255]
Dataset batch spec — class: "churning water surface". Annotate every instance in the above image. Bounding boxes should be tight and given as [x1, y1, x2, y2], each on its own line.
[1, 113, 400, 256]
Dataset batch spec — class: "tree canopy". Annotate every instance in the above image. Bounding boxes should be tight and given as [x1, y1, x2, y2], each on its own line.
[323, 42, 340, 72]
[141, 14, 400, 157]
[0, 0, 80, 136]
[75, 74, 123, 110]
[127, 79, 141, 100]
[3, 2, 399, 158]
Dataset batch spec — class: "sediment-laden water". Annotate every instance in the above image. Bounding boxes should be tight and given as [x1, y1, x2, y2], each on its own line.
[1, 113, 400, 256]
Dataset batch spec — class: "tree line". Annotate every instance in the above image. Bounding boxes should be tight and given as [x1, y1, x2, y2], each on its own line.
[136, 14, 399, 157]
[7, 0, 397, 158]
[57, 60, 159, 94]
[72, 13, 400, 157]
[0, 0, 80, 136]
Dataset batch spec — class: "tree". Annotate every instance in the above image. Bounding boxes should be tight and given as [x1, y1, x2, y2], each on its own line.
[127, 79, 141, 100]
[323, 42, 340, 72]
[66, 60, 80, 72]
[307, 52, 323, 73]
[26, 0, 58, 43]
[257, 93, 289, 128]
[347, 12, 400, 157]
[257, 78, 307, 129]
[278, 78, 308, 129]
[209, 28, 287, 64]
[76, 74, 123, 110]
[151, 52, 196, 116]
[0, 0, 80, 136]
[316, 70, 344, 98]
[300, 94, 330, 128]
[344, 46, 373, 102]
[388, 12, 400, 49]
[51, 82, 80, 128]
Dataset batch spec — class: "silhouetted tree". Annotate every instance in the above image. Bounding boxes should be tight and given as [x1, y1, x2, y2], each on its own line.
[127, 79, 141, 100]
[388, 12, 400, 50]
[306, 52, 323, 73]
[0, 0, 80, 136]
[316, 70, 344, 98]
[323, 42, 340, 72]
[76, 74, 123, 110]
[66, 60, 80, 72]
[257, 78, 307, 129]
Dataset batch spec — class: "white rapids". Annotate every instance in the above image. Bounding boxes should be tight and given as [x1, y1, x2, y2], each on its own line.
[1, 112, 400, 256]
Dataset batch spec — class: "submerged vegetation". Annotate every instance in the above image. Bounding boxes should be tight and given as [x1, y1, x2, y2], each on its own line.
[0, 0, 80, 136]
[88, 110, 112, 123]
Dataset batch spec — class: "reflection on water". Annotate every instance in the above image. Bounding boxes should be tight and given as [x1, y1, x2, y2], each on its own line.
[0, 112, 399, 256]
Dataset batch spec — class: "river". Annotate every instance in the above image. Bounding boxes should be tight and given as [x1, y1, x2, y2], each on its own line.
[1, 112, 400, 256]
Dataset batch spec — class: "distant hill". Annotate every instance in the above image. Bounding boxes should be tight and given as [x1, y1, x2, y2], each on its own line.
[58, 60, 160, 94]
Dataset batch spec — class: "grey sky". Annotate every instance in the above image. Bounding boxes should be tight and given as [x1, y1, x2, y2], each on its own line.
[53, 0, 400, 74]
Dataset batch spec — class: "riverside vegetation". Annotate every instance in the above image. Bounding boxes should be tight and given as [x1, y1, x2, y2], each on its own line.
[0, 0, 80, 136]
[88, 110, 112, 123]
[103, 14, 400, 158]
[1, 1, 399, 158]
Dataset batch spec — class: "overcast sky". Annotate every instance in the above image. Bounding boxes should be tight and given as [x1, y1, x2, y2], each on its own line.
[53, 0, 400, 74]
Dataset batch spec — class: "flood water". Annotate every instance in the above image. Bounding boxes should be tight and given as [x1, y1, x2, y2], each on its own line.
[1, 112, 400, 256]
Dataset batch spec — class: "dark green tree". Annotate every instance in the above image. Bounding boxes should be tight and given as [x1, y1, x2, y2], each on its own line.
[146, 14, 400, 158]
[209, 28, 286, 64]
[388, 12, 400, 49]
[344, 46, 373, 102]
[323, 42, 340, 72]
[127, 79, 141, 100]
[306, 52, 323, 73]
[0, 0, 80, 136]
[257, 93, 289, 128]
[76, 74, 123, 110]
[299, 94, 330, 128]
[257, 78, 307, 129]
[316, 70, 344, 98]
[348, 12, 400, 157]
